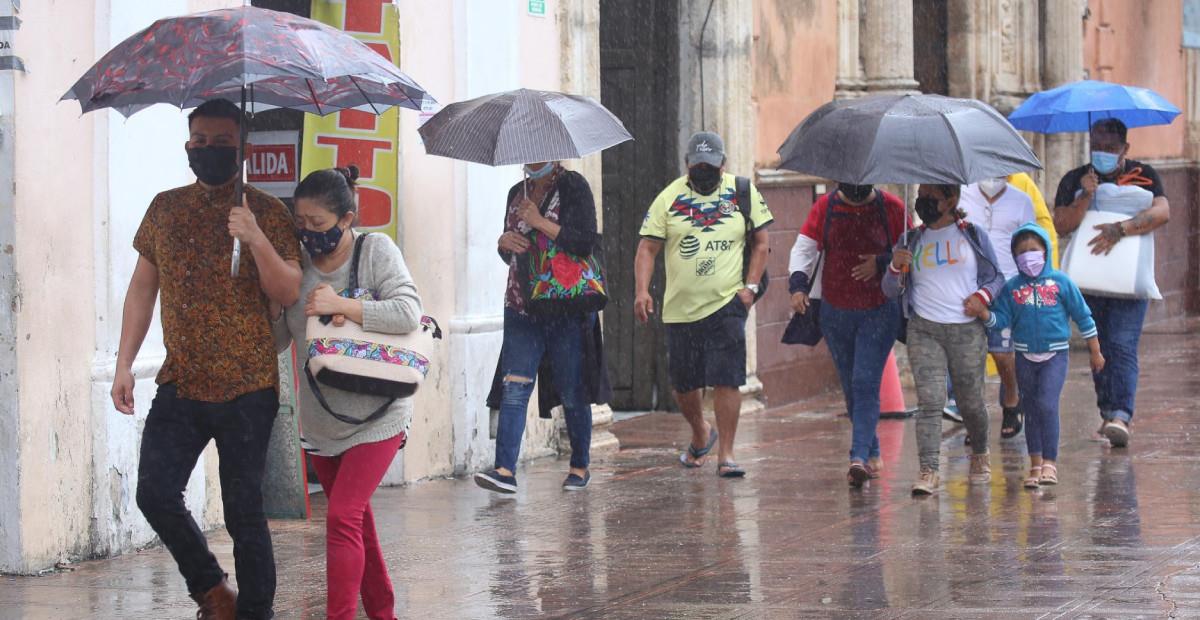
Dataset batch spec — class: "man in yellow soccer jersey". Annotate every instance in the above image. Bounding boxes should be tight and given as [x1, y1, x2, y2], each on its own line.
[634, 131, 773, 478]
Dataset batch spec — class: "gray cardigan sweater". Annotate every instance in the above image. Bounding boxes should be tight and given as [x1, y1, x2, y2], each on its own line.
[274, 232, 423, 456]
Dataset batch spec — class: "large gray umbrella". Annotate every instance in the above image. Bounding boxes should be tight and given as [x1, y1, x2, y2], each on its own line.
[419, 88, 631, 166]
[777, 94, 1041, 185]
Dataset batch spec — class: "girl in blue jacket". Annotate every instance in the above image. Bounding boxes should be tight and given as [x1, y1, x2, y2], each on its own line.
[977, 223, 1105, 488]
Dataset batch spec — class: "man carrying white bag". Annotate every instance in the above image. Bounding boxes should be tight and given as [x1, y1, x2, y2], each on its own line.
[1053, 118, 1171, 448]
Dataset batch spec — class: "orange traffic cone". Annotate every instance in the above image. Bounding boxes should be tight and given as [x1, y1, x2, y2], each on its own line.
[879, 350, 910, 419]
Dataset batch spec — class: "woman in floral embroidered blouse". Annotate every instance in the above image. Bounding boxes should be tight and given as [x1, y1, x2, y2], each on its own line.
[475, 161, 612, 495]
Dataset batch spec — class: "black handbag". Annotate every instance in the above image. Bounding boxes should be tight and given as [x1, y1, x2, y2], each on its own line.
[781, 194, 833, 346]
[781, 292, 823, 345]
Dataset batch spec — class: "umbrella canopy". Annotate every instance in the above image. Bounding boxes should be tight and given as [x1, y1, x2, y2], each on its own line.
[418, 88, 632, 166]
[61, 6, 434, 116]
[777, 94, 1042, 185]
[1008, 80, 1181, 134]
[61, 6, 435, 277]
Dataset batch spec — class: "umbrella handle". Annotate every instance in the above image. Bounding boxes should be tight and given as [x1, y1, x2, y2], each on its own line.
[231, 155, 246, 277]
[232, 85, 248, 278]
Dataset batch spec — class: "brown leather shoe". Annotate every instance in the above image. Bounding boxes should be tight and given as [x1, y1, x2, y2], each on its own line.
[191, 578, 237, 620]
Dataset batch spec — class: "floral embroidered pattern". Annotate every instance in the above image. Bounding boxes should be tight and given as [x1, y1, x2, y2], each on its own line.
[527, 232, 607, 301]
[309, 338, 431, 376]
[340, 287, 375, 301]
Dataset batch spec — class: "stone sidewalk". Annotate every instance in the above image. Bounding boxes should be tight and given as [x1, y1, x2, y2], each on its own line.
[4, 332, 1200, 618]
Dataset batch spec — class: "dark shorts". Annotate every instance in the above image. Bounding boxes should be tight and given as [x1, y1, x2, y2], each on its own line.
[665, 297, 748, 393]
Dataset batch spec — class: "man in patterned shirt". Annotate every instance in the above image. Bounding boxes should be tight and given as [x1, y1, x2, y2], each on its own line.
[111, 100, 302, 620]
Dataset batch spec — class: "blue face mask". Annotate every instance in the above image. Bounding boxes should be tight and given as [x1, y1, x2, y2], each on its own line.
[524, 162, 555, 180]
[1091, 151, 1121, 175]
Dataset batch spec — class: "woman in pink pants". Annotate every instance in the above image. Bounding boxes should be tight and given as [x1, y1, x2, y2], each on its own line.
[275, 166, 423, 619]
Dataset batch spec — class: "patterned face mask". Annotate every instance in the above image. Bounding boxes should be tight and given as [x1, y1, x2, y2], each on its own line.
[299, 222, 345, 256]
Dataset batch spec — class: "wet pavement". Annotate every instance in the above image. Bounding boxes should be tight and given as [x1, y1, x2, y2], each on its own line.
[5, 332, 1200, 619]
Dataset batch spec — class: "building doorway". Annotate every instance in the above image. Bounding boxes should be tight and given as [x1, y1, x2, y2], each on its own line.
[599, 0, 681, 411]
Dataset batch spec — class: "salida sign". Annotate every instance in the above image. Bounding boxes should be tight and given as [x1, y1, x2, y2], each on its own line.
[248, 145, 296, 183]
[247, 130, 300, 198]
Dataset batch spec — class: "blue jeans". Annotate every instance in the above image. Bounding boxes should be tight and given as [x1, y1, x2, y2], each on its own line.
[1016, 352, 1069, 462]
[820, 300, 901, 463]
[495, 308, 593, 473]
[1085, 295, 1148, 424]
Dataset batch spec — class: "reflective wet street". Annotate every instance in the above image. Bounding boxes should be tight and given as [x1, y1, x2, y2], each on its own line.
[4, 333, 1200, 619]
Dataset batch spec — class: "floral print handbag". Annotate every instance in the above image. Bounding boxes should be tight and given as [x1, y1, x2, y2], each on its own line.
[523, 231, 609, 315]
[305, 233, 443, 425]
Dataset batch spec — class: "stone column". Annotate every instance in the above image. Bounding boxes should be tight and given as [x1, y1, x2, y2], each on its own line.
[946, 0, 1041, 112]
[861, 0, 920, 95]
[559, 0, 619, 454]
[1041, 0, 1086, 195]
[835, 0, 866, 99]
[677, 0, 763, 414]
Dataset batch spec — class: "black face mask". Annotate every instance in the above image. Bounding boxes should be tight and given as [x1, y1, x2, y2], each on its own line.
[299, 223, 346, 257]
[187, 145, 240, 186]
[914, 196, 944, 224]
[688, 164, 722, 195]
[838, 183, 873, 204]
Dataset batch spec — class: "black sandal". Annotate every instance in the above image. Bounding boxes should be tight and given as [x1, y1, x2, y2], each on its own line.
[1001, 406, 1023, 439]
[718, 462, 746, 478]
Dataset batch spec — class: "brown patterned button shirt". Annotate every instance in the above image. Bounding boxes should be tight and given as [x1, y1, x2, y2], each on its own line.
[134, 182, 302, 403]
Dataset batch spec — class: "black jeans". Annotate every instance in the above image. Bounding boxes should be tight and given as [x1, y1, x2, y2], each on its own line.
[136, 384, 279, 619]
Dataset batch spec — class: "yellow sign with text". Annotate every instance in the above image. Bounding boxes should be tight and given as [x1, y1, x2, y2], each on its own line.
[301, 0, 401, 240]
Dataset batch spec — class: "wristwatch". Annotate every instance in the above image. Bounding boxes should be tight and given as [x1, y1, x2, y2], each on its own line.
[745, 283, 760, 295]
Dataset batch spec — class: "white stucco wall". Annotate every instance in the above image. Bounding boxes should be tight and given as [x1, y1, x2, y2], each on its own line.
[0, 0, 236, 574]
[85, 0, 234, 561]
[0, 0, 20, 575]
[396, 0, 564, 481]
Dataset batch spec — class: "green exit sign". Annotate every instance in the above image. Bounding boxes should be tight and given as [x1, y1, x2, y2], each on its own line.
[528, 0, 546, 17]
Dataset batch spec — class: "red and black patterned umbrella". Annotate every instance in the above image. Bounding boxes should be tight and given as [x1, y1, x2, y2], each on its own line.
[61, 6, 433, 116]
[61, 6, 434, 277]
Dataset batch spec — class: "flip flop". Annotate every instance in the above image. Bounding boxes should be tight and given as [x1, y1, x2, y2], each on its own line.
[679, 426, 718, 468]
[1001, 406, 1023, 439]
[717, 461, 746, 478]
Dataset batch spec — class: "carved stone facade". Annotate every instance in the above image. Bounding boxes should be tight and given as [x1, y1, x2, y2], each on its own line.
[836, 0, 1084, 188]
[837, 0, 920, 99]
[835, 0, 865, 99]
[946, 0, 1042, 114]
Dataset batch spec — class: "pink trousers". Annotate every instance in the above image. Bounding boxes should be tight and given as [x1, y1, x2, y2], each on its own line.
[311, 432, 406, 620]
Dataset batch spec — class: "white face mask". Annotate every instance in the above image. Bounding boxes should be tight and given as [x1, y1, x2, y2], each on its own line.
[977, 177, 1007, 198]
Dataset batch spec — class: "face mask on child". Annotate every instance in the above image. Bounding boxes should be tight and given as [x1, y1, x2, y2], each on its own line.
[1016, 250, 1045, 278]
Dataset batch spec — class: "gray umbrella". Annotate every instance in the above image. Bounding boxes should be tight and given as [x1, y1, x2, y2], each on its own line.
[419, 88, 632, 166]
[777, 94, 1041, 185]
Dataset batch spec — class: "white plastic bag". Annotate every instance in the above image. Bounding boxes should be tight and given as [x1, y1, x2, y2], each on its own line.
[1060, 184, 1161, 300]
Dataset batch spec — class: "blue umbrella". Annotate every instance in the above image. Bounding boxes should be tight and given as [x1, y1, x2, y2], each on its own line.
[1008, 80, 1180, 133]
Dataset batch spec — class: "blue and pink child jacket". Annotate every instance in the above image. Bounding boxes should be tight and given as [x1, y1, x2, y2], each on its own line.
[984, 223, 1097, 353]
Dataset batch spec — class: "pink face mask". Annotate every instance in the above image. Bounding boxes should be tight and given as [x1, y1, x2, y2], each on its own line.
[1016, 250, 1045, 278]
